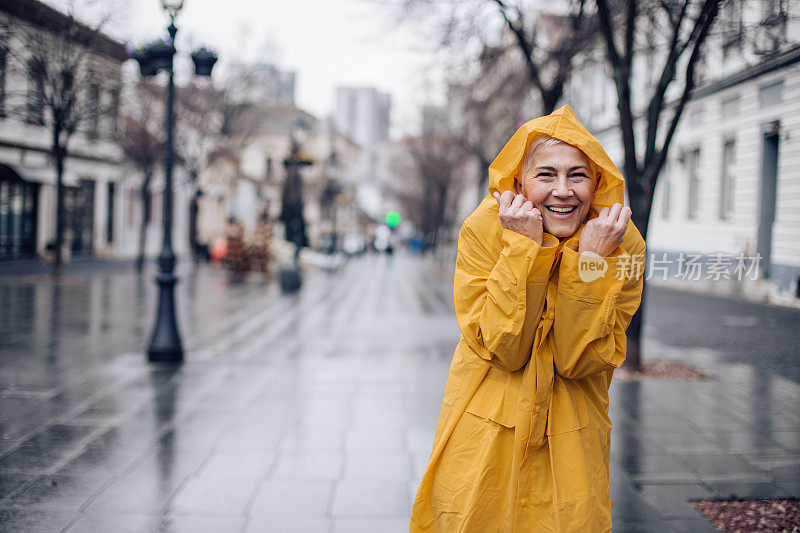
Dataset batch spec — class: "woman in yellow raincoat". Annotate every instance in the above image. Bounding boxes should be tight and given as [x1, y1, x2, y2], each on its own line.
[410, 105, 646, 532]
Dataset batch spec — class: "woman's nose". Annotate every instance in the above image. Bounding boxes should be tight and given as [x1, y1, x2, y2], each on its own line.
[551, 177, 573, 197]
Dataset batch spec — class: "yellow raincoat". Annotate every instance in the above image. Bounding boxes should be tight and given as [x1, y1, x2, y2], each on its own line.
[410, 105, 646, 532]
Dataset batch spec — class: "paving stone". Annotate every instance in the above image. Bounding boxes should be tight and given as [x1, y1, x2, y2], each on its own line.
[169, 476, 259, 515]
[194, 450, 276, 479]
[343, 453, 412, 481]
[0, 444, 73, 474]
[614, 453, 698, 481]
[272, 451, 344, 480]
[0, 474, 107, 509]
[245, 516, 330, 533]
[0, 509, 78, 533]
[632, 482, 713, 519]
[159, 515, 246, 533]
[332, 518, 410, 533]
[64, 512, 163, 533]
[249, 480, 332, 517]
[332, 480, 410, 517]
[644, 432, 723, 454]
[0, 473, 35, 501]
[706, 480, 790, 499]
[677, 452, 766, 478]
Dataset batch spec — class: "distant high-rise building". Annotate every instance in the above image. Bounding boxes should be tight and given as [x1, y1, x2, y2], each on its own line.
[226, 64, 296, 106]
[334, 87, 391, 148]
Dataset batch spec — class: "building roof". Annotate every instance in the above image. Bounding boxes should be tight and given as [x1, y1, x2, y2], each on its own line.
[693, 44, 800, 99]
[1, 0, 127, 61]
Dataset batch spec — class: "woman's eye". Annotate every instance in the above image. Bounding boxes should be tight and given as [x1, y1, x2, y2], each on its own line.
[535, 173, 555, 181]
[569, 174, 588, 181]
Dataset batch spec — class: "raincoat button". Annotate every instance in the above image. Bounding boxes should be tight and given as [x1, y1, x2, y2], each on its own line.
[547, 310, 555, 320]
[534, 405, 541, 413]
[521, 498, 528, 507]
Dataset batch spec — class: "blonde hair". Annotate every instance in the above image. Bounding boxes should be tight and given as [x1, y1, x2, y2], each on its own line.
[521, 135, 597, 180]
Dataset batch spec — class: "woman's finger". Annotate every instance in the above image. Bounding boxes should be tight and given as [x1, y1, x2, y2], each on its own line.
[499, 190, 515, 208]
[511, 194, 525, 209]
[521, 201, 533, 211]
[609, 203, 623, 222]
[598, 206, 610, 220]
[619, 206, 632, 226]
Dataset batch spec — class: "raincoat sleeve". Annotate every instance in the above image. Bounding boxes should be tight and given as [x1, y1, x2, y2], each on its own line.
[453, 220, 558, 373]
[549, 232, 646, 380]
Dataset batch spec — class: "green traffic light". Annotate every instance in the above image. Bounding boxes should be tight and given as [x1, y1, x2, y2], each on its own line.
[385, 211, 401, 227]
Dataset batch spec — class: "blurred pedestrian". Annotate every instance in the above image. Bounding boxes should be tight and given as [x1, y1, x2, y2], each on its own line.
[209, 236, 227, 264]
[410, 105, 646, 532]
[223, 217, 249, 282]
[249, 212, 273, 281]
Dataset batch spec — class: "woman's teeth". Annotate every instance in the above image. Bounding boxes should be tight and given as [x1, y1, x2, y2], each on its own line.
[546, 206, 577, 214]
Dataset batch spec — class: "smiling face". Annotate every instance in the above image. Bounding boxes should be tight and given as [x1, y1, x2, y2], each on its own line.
[515, 141, 598, 238]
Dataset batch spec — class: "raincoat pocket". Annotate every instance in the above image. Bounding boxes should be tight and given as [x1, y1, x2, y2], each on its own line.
[433, 409, 515, 518]
[463, 370, 518, 428]
[545, 389, 594, 507]
[546, 389, 588, 435]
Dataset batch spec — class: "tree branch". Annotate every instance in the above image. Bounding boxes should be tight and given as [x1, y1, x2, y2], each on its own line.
[652, 0, 720, 187]
[643, 0, 690, 166]
[492, 0, 544, 93]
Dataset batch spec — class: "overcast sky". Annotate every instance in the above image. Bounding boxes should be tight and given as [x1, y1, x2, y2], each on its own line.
[50, 0, 447, 135]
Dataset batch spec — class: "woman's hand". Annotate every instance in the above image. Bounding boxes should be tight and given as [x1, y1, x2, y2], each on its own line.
[578, 203, 631, 257]
[493, 191, 543, 245]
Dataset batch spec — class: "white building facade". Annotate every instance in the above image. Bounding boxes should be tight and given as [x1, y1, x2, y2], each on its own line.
[567, 3, 800, 294]
[0, 0, 127, 262]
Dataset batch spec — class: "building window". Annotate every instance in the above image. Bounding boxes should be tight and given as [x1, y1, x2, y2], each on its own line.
[687, 148, 701, 219]
[87, 83, 100, 139]
[660, 163, 671, 220]
[126, 187, 136, 225]
[106, 182, 115, 243]
[760, 81, 783, 108]
[720, 139, 736, 219]
[108, 88, 120, 138]
[27, 60, 45, 125]
[0, 47, 7, 116]
[721, 96, 739, 120]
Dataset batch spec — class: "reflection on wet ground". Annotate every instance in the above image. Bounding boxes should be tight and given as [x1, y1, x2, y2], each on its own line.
[0, 254, 798, 532]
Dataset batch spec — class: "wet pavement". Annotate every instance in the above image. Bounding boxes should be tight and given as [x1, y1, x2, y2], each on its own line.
[0, 254, 798, 532]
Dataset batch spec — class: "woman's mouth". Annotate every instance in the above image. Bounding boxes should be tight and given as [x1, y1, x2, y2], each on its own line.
[545, 205, 578, 217]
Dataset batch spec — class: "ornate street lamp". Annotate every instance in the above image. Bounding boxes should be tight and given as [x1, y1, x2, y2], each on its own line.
[278, 119, 313, 293]
[132, 0, 217, 363]
[321, 151, 341, 255]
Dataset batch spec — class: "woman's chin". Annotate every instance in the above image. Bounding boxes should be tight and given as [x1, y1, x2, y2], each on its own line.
[544, 222, 579, 239]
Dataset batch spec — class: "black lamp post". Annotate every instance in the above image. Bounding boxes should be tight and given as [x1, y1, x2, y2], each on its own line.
[322, 151, 341, 255]
[278, 120, 313, 293]
[133, 0, 218, 363]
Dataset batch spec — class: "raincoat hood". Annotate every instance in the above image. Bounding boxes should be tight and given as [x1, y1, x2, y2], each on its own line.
[488, 105, 625, 212]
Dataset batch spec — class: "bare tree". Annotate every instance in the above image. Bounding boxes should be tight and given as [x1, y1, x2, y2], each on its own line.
[173, 80, 225, 260]
[395, 1, 595, 203]
[397, 0, 594, 114]
[593, 0, 723, 369]
[393, 133, 465, 250]
[117, 79, 162, 272]
[0, 1, 124, 274]
[451, 47, 529, 197]
[491, 0, 594, 114]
